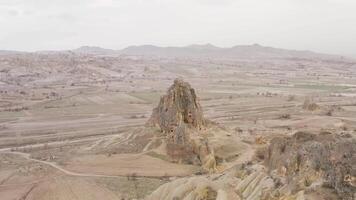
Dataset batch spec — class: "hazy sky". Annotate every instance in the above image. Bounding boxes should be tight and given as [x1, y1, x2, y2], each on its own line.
[0, 0, 355, 55]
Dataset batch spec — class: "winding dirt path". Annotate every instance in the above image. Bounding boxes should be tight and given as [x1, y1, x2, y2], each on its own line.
[0, 151, 186, 180]
[1, 151, 121, 178]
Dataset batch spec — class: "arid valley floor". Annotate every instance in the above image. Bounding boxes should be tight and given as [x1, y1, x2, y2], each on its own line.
[0, 45, 355, 199]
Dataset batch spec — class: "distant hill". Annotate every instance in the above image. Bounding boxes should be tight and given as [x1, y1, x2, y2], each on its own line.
[120, 44, 220, 57]
[0, 44, 350, 61]
[120, 43, 344, 60]
[72, 46, 118, 55]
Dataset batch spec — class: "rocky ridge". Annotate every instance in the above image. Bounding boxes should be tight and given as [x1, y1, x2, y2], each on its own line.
[265, 131, 356, 199]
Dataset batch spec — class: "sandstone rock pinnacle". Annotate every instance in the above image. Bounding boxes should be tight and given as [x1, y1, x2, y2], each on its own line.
[148, 79, 215, 170]
[148, 78, 205, 133]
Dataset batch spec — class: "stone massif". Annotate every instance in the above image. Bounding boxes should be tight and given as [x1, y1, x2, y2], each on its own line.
[265, 131, 356, 199]
[148, 79, 216, 170]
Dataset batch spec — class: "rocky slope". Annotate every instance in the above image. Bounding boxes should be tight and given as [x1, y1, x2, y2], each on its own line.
[265, 131, 356, 200]
[145, 130, 356, 200]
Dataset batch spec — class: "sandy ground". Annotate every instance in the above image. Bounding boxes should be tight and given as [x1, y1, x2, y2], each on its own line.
[64, 154, 198, 177]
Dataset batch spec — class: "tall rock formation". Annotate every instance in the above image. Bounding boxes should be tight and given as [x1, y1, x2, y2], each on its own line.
[148, 78, 216, 171]
[148, 78, 205, 132]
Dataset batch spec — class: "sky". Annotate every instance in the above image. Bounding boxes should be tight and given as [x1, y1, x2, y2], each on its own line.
[0, 0, 355, 56]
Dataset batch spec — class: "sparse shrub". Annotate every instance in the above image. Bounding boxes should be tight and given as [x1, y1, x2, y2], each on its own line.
[303, 98, 319, 111]
[129, 115, 145, 119]
[255, 136, 267, 145]
[279, 114, 291, 119]
[129, 115, 138, 119]
[255, 147, 266, 160]
[341, 125, 348, 131]
[127, 173, 139, 199]
[304, 176, 312, 187]
[235, 127, 243, 134]
[3, 106, 29, 112]
[195, 186, 217, 200]
[287, 95, 296, 101]
[326, 109, 333, 116]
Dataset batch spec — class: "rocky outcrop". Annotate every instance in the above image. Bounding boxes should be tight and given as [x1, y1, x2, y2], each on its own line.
[146, 176, 221, 200]
[147, 78, 205, 132]
[146, 130, 355, 200]
[147, 79, 215, 170]
[265, 131, 356, 199]
[145, 164, 302, 200]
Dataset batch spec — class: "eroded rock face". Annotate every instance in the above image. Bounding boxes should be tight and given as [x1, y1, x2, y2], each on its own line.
[145, 164, 295, 200]
[148, 78, 205, 133]
[265, 131, 356, 199]
[147, 79, 215, 169]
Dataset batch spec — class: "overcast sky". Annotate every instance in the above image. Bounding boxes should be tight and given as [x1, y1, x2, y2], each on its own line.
[0, 0, 355, 55]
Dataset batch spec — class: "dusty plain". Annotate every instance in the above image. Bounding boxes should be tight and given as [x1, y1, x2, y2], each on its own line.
[0, 46, 355, 199]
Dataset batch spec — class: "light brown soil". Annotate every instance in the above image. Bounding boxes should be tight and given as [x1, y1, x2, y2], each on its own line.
[64, 154, 198, 177]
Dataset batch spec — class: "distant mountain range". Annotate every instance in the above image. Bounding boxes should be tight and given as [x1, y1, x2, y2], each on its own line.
[119, 43, 341, 60]
[69, 44, 351, 60]
[0, 44, 350, 60]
